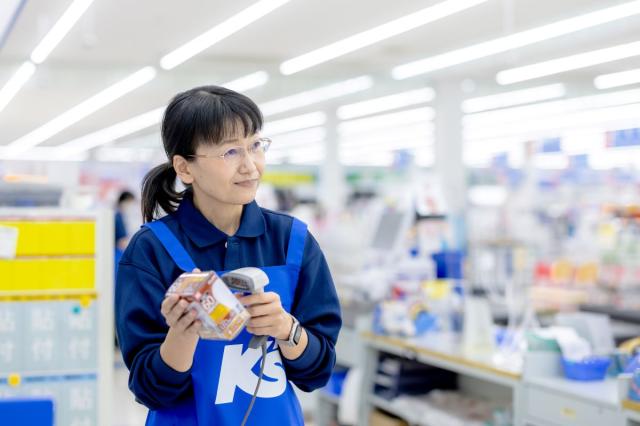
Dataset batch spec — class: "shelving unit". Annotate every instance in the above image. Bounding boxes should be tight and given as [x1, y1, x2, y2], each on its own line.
[356, 331, 640, 426]
[0, 208, 114, 426]
[357, 332, 522, 426]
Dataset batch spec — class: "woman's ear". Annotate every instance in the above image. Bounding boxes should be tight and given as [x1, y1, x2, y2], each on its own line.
[173, 155, 195, 185]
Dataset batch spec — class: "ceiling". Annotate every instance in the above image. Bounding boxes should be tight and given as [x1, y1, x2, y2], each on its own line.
[0, 0, 639, 155]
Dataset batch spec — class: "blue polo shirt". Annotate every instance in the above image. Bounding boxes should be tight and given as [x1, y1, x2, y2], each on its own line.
[115, 194, 342, 410]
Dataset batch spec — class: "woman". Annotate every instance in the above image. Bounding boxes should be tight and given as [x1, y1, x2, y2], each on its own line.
[115, 86, 342, 425]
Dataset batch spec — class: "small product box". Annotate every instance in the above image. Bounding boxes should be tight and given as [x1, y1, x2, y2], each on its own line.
[165, 271, 250, 340]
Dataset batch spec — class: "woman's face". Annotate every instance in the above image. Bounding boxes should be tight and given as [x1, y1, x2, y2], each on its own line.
[184, 132, 265, 206]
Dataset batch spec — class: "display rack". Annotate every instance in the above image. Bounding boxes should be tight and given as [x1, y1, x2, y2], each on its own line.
[0, 208, 113, 426]
[356, 331, 640, 426]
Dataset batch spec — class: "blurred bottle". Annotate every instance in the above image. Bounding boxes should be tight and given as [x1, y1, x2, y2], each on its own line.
[463, 286, 495, 354]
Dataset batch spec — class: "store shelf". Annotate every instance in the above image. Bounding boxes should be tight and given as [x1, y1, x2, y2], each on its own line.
[369, 394, 417, 424]
[362, 332, 521, 388]
[623, 400, 640, 422]
[526, 376, 619, 409]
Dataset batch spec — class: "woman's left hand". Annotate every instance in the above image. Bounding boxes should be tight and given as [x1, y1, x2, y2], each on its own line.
[238, 292, 292, 341]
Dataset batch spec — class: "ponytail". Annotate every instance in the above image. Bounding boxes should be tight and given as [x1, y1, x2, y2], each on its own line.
[141, 162, 183, 223]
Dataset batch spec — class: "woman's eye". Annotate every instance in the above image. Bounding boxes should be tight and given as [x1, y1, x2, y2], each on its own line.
[251, 141, 261, 151]
[225, 148, 240, 158]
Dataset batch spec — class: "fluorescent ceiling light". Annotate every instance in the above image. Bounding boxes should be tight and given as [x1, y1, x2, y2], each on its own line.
[338, 106, 434, 135]
[268, 127, 326, 149]
[4, 66, 157, 158]
[337, 88, 435, 120]
[464, 103, 640, 141]
[497, 40, 640, 85]
[392, 0, 640, 79]
[594, 68, 640, 90]
[340, 123, 434, 147]
[280, 0, 488, 75]
[94, 147, 161, 163]
[0, 146, 87, 161]
[340, 137, 432, 155]
[30, 0, 95, 64]
[160, 0, 291, 70]
[53, 107, 164, 157]
[260, 76, 373, 116]
[1, 0, 25, 49]
[24, 71, 263, 158]
[461, 83, 566, 113]
[223, 71, 269, 92]
[263, 112, 326, 135]
[0, 61, 35, 113]
[464, 88, 640, 125]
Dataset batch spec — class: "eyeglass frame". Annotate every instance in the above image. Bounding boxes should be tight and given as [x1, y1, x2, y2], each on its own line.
[186, 137, 272, 163]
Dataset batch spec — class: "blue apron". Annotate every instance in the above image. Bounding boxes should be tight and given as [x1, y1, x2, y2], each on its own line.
[142, 218, 308, 426]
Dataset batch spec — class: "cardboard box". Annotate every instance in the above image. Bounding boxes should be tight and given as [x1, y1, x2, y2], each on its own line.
[369, 409, 409, 426]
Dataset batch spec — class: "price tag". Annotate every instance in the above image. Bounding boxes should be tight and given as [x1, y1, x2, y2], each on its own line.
[0, 225, 18, 259]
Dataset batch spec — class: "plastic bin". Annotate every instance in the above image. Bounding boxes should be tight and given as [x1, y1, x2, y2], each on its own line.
[562, 356, 611, 381]
[431, 251, 464, 279]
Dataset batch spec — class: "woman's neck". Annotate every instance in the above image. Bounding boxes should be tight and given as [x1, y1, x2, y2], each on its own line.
[192, 192, 243, 236]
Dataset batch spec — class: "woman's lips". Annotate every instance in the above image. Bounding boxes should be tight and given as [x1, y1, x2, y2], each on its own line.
[234, 179, 258, 187]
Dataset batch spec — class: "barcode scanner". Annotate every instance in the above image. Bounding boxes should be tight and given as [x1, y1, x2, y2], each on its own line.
[221, 267, 269, 349]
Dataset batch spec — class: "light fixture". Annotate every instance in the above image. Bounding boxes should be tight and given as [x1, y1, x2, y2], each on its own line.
[1, 0, 25, 49]
[464, 102, 640, 141]
[280, 0, 488, 75]
[223, 71, 269, 92]
[338, 106, 434, 136]
[14, 70, 263, 159]
[30, 0, 95, 64]
[53, 107, 164, 158]
[4, 66, 157, 158]
[461, 83, 566, 113]
[496, 40, 640, 85]
[263, 112, 326, 136]
[267, 127, 326, 149]
[336, 88, 435, 120]
[594, 68, 640, 90]
[392, 0, 640, 79]
[464, 88, 640, 125]
[0, 61, 35, 113]
[339, 123, 434, 147]
[160, 0, 291, 70]
[259, 76, 373, 116]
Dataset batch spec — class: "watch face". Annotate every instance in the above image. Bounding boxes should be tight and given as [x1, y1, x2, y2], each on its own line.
[293, 324, 302, 345]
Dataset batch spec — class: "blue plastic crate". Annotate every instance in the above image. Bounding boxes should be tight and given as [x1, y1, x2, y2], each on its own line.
[0, 397, 54, 425]
[562, 356, 611, 381]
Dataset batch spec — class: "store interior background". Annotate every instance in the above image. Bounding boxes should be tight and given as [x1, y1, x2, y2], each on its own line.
[2, 0, 640, 425]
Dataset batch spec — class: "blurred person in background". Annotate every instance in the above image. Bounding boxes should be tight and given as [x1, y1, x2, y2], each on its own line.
[115, 190, 136, 267]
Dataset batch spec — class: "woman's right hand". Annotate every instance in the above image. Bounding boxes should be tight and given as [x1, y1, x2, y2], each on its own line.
[159, 269, 203, 372]
[160, 295, 202, 337]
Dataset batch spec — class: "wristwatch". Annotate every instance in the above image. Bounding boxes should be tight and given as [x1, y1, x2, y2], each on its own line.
[277, 315, 302, 347]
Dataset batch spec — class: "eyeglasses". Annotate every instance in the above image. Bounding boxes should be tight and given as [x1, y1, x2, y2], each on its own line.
[188, 137, 272, 165]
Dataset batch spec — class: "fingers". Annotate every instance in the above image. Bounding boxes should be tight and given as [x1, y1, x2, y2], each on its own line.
[238, 291, 279, 307]
[162, 298, 190, 328]
[248, 311, 288, 328]
[185, 319, 202, 335]
[174, 309, 198, 333]
[245, 302, 282, 318]
[161, 295, 180, 318]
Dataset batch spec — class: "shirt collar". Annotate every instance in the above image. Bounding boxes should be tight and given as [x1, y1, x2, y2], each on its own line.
[175, 193, 265, 248]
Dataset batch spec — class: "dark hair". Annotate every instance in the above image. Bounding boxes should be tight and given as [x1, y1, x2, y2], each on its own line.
[141, 85, 263, 222]
[117, 190, 135, 205]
